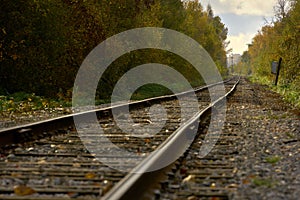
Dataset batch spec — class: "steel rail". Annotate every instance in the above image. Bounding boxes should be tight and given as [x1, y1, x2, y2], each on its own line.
[0, 78, 233, 147]
[102, 77, 240, 200]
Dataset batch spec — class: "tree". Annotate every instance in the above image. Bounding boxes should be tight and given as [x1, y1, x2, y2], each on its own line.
[243, 0, 299, 105]
[0, 0, 229, 99]
[274, 0, 292, 20]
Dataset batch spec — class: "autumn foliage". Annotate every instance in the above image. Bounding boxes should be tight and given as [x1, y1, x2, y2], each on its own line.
[0, 0, 228, 100]
[238, 0, 299, 106]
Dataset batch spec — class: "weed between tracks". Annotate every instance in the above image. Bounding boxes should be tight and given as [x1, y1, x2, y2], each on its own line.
[252, 177, 277, 188]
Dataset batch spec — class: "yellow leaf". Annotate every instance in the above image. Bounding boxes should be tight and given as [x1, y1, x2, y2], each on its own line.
[14, 185, 36, 196]
[210, 183, 216, 188]
[11, 172, 22, 177]
[85, 172, 96, 179]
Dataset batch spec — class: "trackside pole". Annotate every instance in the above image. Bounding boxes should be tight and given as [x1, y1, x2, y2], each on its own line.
[275, 57, 282, 86]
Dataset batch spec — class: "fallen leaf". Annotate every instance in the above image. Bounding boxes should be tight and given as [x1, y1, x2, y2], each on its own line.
[144, 139, 151, 143]
[211, 197, 222, 200]
[226, 183, 238, 188]
[100, 180, 113, 196]
[242, 179, 250, 185]
[37, 159, 46, 164]
[11, 172, 22, 177]
[187, 196, 198, 200]
[85, 172, 96, 179]
[182, 175, 196, 184]
[14, 185, 36, 196]
[181, 175, 196, 189]
[210, 183, 216, 188]
[73, 163, 81, 167]
[68, 192, 79, 198]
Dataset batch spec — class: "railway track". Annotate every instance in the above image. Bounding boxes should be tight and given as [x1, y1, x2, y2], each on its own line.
[0, 77, 240, 200]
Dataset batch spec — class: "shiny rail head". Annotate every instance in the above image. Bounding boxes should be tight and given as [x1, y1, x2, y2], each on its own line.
[102, 78, 240, 200]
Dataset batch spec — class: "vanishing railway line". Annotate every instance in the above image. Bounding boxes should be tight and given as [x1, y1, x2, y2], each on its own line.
[0, 77, 240, 200]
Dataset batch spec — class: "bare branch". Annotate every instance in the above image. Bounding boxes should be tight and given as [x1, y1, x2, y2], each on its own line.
[274, 0, 292, 21]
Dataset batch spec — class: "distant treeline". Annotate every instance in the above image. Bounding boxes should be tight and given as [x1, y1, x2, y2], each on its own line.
[236, 0, 299, 105]
[0, 0, 228, 100]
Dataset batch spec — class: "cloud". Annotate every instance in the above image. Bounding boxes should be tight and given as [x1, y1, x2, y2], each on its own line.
[227, 33, 256, 54]
[201, 0, 277, 16]
[219, 13, 268, 35]
[199, 0, 278, 54]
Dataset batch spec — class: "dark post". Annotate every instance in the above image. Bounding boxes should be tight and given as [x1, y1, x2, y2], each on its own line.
[275, 57, 282, 86]
[231, 54, 234, 74]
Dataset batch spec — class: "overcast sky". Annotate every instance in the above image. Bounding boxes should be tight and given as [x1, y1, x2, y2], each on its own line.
[200, 0, 278, 55]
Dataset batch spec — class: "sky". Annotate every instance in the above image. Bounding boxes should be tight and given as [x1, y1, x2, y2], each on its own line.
[200, 0, 278, 55]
